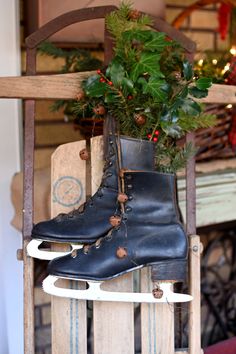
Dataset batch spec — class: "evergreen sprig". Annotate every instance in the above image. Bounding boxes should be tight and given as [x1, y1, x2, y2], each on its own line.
[72, 2, 215, 172]
[45, 2, 215, 172]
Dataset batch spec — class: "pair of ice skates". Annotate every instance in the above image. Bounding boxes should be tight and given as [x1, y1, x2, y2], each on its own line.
[27, 129, 192, 303]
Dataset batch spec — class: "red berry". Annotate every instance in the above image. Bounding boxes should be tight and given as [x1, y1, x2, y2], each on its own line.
[154, 130, 159, 136]
[127, 95, 133, 100]
[99, 78, 105, 83]
[153, 137, 158, 142]
[97, 69, 101, 74]
[108, 81, 113, 86]
[147, 134, 152, 139]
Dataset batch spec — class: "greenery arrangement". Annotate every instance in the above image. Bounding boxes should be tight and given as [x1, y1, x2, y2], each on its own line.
[38, 41, 102, 114]
[40, 2, 216, 173]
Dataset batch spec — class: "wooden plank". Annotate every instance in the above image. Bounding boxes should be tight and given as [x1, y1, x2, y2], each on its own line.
[141, 268, 174, 354]
[178, 172, 236, 227]
[0, 72, 235, 103]
[188, 235, 202, 354]
[91, 136, 135, 354]
[0, 71, 95, 99]
[200, 83, 236, 104]
[23, 243, 35, 354]
[51, 141, 87, 354]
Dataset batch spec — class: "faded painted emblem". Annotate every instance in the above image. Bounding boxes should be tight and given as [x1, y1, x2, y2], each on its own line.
[53, 176, 83, 207]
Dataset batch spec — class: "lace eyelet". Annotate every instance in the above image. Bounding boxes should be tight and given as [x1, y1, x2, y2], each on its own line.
[125, 206, 132, 213]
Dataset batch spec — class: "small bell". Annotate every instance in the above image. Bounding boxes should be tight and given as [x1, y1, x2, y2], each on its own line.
[152, 285, 164, 299]
[116, 247, 128, 259]
[79, 148, 89, 160]
[93, 105, 106, 115]
[117, 193, 128, 203]
[134, 114, 146, 126]
[109, 215, 121, 227]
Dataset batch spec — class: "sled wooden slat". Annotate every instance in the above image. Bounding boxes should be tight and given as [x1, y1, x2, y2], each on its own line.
[0, 72, 235, 104]
[189, 235, 202, 354]
[141, 268, 174, 354]
[51, 141, 87, 354]
[91, 136, 135, 354]
[0, 71, 95, 99]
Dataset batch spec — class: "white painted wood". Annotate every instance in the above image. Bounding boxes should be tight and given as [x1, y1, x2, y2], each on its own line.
[0, 0, 23, 353]
[51, 141, 87, 354]
[91, 136, 135, 354]
[178, 172, 236, 227]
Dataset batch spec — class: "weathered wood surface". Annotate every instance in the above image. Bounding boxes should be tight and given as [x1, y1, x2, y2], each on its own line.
[189, 235, 202, 354]
[0, 72, 235, 103]
[178, 172, 236, 227]
[0, 71, 95, 99]
[91, 136, 135, 354]
[141, 268, 175, 354]
[24, 242, 35, 354]
[51, 141, 87, 354]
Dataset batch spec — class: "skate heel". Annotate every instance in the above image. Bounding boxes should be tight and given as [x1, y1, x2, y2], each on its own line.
[151, 259, 187, 283]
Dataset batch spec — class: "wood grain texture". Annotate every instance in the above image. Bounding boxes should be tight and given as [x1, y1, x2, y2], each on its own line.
[0, 71, 95, 99]
[23, 242, 35, 354]
[91, 136, 135, 354]
[141, 268, 174, 354]
[51, 141, 87, 354]
[0, 73, 235, 103]
[178, 172, 236, 227]
[189, 235, 202, 354]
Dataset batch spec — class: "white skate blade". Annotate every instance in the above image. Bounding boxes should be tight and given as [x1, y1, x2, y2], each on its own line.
[27, 239, 82, 260]
[43, 275, 193, 303]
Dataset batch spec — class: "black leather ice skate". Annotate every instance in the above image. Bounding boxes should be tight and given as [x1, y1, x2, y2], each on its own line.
[27, 136, 155, 260]
[43, 171, 192, 303]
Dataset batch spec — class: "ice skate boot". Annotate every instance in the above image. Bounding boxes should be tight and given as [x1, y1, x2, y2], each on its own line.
[43, 171, 192, 303]
[27, 137, 155, 260]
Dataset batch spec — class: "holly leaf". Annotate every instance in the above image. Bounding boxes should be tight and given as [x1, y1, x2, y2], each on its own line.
[84, 75, 108, 97]
[181, 99, 202, 116]
[121, 77, 134, 95]
[139, 76, 168, 102]
[163, 124, 183, 139]
[109, 60, 125, 86]
[183, 61, 193, 81]
[188, 86, 208, 98]
[195, 77, 212, 90]
[144, 32, 170, 52]
[130, 52, 161, 82]
[104, 92, 116, 103]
